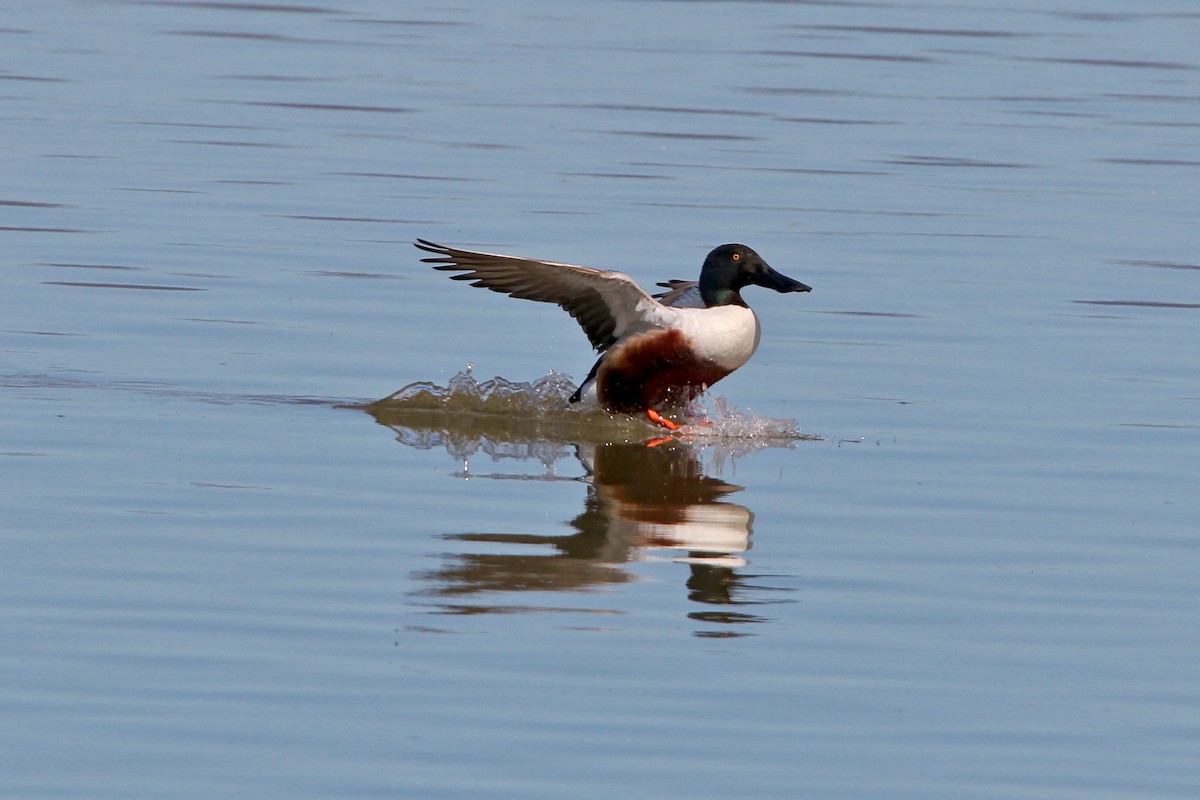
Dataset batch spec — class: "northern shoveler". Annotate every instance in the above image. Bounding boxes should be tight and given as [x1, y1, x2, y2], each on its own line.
[415, 239, 811, 430]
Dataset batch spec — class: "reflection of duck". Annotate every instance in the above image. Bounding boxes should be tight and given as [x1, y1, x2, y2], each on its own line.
[416, 240, 810, 430]
[572, 441, 752, 567]
[366, 397, 807, 627]
[413, 440, 760, 614]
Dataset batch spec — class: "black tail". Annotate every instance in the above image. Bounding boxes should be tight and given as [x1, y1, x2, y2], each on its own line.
[570, 356, 603, 403]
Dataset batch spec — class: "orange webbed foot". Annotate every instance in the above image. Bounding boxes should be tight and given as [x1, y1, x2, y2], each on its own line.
[646, 408, 683, 431]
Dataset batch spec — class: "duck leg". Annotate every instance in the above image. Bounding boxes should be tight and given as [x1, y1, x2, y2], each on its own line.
[646, 408, 683, 431]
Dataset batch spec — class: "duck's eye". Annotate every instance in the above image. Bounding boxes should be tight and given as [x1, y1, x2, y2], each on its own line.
[731, 253, 741, 262]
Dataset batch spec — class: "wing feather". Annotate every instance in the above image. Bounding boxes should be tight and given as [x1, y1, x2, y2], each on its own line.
[652, 279, 704, 309]
[416, 239, 667, 352]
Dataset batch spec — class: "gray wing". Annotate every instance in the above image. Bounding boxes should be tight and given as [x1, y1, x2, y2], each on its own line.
[653, 279, 704, 309]
[416, 239, 669, 352]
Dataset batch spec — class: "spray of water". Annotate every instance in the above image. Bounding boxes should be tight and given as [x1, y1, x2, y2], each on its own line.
[373, 365, 818, 444]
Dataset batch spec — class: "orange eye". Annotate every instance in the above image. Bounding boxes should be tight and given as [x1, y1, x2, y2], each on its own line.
[731, 253, 741, 261]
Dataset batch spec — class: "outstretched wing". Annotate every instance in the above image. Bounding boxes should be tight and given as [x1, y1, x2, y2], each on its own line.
[416, 239, 668, 352]
[653, 279, 704, 309]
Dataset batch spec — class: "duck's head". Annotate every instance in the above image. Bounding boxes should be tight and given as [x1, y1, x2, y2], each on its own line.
[699, 244, 812, 307]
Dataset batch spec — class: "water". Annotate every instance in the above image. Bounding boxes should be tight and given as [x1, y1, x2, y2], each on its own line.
[2, 1, 1198, 798]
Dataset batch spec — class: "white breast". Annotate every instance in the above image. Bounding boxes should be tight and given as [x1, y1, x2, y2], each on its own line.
[674, 305, 761, 371]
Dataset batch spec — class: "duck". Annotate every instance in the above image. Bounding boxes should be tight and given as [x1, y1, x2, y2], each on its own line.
[415, 239, 811, 430]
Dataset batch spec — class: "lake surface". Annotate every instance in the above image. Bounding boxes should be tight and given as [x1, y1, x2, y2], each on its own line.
[2, 1, 1198, 798]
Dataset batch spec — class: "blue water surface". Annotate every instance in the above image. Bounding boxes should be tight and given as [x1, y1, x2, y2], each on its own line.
[2, 1, 1197, 798]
